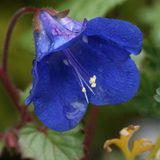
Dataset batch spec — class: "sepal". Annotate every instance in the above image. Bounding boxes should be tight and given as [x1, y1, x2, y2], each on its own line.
[33, 8, 70, 32]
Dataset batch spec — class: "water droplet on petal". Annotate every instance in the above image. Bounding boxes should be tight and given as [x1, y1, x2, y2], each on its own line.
[51, 42, 54, 47]
[125, 47, 139, 55]
[63, 59, 69, 66]
[82, 35, 88, 43]
[52, 29, 57, 36]
[41, 31, 45, 35]
[56, 28, 61, 35]
[65, 102, 86, 119]
[40, 38, 50, 54]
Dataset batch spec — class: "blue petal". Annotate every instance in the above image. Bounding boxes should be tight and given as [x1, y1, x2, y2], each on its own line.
[38, 11, 87, 54]
[84, 17, 143, 59]
[68, 35, 140, 105]
[26, 16, 142, 132]
[26, 51, 88, 132]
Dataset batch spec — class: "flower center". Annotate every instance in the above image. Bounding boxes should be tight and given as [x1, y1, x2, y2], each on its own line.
[62, 48, 96, 103]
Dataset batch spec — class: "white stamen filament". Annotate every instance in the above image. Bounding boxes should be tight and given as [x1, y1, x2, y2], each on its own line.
[73, 65, 95, 95]
[76, 69, 89, 103]
[70, 63, 96, 103]
[62, 48, 97, 103]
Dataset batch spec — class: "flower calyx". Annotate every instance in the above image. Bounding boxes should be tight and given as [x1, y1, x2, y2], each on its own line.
[104, 125, 154, 160]
[33, 8, 70, 33]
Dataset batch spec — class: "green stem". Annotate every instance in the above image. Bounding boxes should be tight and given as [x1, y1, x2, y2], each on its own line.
[148, 132, 160, 159]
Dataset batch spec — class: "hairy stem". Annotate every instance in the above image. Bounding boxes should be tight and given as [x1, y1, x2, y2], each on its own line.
[83, 105, 99, 160]
[0, 67, 33, 122]
[2, 7, 39, 71]
[0, 67, 21, 112]
[0, 7, 39, 124]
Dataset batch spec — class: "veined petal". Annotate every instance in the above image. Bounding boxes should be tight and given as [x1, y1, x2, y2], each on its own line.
[68, 37, 140, 105]
[84, 17, 143, 60]
[26, 51, 87, 132]
[35, 11, 87, 60]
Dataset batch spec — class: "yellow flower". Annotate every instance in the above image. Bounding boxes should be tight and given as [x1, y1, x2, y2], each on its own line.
[104, 125, 154, 160]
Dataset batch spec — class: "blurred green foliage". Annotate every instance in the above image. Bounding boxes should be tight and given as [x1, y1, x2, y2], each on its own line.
[1, 0, 160, 160]
[56, 0, 127, 21]
[0, 140, 5, 155]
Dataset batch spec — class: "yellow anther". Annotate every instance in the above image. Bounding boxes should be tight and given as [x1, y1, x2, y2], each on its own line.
[93, 75, 96, 79]
[89, 78, 95, 84]
[82, 87, 86, 93]
[91, 83, 96, 88]
[89, 75, 97, 84]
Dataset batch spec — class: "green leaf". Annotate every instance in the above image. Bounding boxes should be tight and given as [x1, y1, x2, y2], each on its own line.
[155, 95, 160, 103]
[0, 139, 5, 156]
[141, 40, 160, 106]
[56, 0, 127, 21]
[19, 85, 34, 111]
[18, 123, 85, 160]
[156, 88, 160, 96]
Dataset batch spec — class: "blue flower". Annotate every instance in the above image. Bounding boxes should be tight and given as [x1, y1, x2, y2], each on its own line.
[25, 9, 143, 132]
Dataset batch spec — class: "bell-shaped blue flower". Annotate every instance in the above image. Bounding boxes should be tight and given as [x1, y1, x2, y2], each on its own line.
[25, 9, 143, 132]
